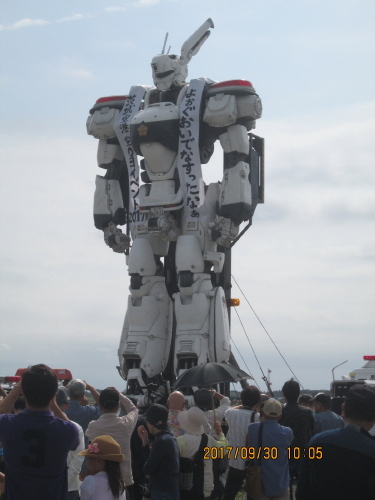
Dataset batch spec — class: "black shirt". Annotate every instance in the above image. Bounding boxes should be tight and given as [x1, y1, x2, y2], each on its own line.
[142, 430, 180, 492]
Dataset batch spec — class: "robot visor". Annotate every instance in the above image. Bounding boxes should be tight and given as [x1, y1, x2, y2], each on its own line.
[155, 70, 174, 79]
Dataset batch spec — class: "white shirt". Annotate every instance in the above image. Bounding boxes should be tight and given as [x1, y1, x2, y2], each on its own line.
[80, 471, 126, 500]
[203, 396, 231, 435]
[86, 394, 138, 486]
[177, 432, 228, 498]
[224, 407, 259, 470]
[67, 421, 85, 492]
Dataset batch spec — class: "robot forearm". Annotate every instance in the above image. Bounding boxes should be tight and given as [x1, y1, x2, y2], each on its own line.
[94, 176, 130, 252]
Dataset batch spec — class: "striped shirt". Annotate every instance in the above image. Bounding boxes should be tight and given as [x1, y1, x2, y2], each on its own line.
[224, 407, 259, 470]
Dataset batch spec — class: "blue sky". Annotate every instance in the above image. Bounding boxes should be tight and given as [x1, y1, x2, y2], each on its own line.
[1, 0, 374, 392]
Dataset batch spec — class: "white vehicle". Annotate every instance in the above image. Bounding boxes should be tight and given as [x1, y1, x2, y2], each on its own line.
[0, 375, 21, 394]
[330, 356, 375, 414]
[87, 19, 264, 406]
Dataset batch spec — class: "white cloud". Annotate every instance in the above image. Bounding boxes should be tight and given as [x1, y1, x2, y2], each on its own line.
[0, 342, 12, 362]
[105, 6, 128, 12]
[133, 0, 159, 7]
[68, 69, 94, 79]
[0, 18, 50, 31]
[58, 58, 94, 80]
[57, 14, 88, 23]
[98, 40, 135, 50]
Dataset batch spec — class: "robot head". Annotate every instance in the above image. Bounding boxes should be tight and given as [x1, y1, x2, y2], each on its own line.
[151, 18, 214, 91]
[151, 54, 187, 91]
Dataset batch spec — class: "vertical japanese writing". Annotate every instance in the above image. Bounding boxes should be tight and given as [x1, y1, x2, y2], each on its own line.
[177, 80, 206, 221]
[115, 86, 149, 228]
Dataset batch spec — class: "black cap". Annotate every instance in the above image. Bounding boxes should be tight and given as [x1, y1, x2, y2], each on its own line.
[99, 388, 120, 410]
[313, 393, 331, 406]
[194, 388, 212, 411]
[144, 403, 168, 428]
[345, 384, 375, 417]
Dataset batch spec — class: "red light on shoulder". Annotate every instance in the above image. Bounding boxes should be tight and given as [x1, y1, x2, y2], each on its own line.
[210, 80, 253, 89]
[96, 95, 128, 104]
[5, 376, 21, 382]
[363, 356, 375, 361]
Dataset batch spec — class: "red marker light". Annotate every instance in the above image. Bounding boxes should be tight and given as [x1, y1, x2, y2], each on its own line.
[363, 356, 375, 361]
[209, 80, 253, 89]
[95, 96, 128, 104]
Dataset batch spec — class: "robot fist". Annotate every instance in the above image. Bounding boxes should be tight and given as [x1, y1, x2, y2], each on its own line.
[103, 223, 131, 253]
[209, 216, 239, 247]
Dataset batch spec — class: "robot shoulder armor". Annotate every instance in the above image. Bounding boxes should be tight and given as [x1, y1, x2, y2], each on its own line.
[206, 79, 256, 97]
[87, 95, 128, 140]
[203, 80, 262, 129]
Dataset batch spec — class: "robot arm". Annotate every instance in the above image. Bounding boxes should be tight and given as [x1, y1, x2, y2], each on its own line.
[87, 96, 131, 252]
[203, 80, 262, 245]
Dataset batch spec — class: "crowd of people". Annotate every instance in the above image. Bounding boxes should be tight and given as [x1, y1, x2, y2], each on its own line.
[0, 364, 375, 500]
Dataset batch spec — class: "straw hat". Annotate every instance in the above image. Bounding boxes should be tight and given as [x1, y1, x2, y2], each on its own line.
[177, 406, 210, 435]
[79, 435, 125, 462]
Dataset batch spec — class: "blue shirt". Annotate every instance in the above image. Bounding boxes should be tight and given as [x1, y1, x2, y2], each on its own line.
[0, 409, 79, 500]
[66, 400, 101, 446]
[296, 424, 375, 500]
[247, 420, 294, 498]
[313, 410, 344, 435]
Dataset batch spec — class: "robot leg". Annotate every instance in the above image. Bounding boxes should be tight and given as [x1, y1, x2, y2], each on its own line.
[118, 237, 173, 406]
[173, 235, 230, 379]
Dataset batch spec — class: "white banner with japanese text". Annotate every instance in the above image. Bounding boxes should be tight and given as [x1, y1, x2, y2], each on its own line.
[114, 85, 151, 230]
[177, 78, 208, 222]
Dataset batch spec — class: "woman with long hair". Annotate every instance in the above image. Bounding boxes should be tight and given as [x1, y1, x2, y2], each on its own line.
[79, 435, 126, 500]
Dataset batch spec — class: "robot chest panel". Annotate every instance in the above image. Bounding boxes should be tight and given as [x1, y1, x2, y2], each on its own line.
[131, 102, 180, 154]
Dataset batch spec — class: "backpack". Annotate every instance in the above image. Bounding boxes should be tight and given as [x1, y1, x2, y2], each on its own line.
[179, 433, 209, 499]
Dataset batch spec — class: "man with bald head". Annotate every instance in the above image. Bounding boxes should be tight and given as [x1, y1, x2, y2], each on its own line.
[167, 391, 186, 437]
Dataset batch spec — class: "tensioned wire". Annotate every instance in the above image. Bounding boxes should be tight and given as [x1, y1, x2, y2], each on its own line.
[232, 274, 304, 390]
[230, 335, 260, 389]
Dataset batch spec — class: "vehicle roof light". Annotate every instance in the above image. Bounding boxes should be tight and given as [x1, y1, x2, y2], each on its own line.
[363, 356, 375, 360]
[95, 95, 128, 104]
[5, 376, 21, 382]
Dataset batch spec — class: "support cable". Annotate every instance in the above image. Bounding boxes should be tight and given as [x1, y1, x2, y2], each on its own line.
[232, 274, 304, 390]
[233, 307, 270, 393]
[230, 335, 260, 389]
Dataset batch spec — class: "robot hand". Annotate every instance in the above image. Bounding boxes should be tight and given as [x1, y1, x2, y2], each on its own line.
[209, 216, 239, 247]
[103, 222, 131, 253]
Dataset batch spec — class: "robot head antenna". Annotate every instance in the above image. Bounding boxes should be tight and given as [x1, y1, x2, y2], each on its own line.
[161, 32, 169, 55]
[151, 18, 214, 91]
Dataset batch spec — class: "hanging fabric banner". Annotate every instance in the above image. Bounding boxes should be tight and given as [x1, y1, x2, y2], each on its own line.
[114, 85, 151, 230]
[177, 78, 208, 223]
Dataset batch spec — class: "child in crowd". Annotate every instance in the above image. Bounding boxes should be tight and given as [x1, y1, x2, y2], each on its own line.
[79, 435, 126, 500]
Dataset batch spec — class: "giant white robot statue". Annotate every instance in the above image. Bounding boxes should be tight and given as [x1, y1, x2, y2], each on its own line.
[86, 19, 264, 406]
